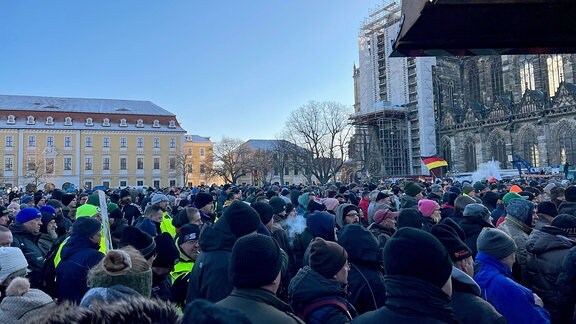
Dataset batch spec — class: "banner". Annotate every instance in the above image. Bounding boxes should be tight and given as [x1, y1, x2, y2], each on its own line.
[422, 156, 448, 170]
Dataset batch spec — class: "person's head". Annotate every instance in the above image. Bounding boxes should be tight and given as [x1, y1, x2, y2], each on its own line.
[418, 199, 441, 223]
[172, 207, 202, 229]
[76, 204, 102, 223]
[120, 189, 132, 205]
[194, 192, 214, 214]
[177, 224, 201, 261]
[431, 219, 474, 277]
[506, 198, 537, 227]
[0, 226, 13, 247]
[151, 233, 179, 275]
[34, 195, 46, 208]
[396, 208, 423, 229]
[151, 194, 169, 211]
[307, 211, 337, 241]
[537, 201, 558, 218]
[61, 194, 77, 208]
[0, 277, 55, 322]
[21, 195, 35, 207]
[144, 205, 163, 223]
[268, 196, 286, 217]
[309, 237, 349, 284]
[251, 202, 274, 232]
[15, 208, 42, 234]
[403, 182, 423, 199]
[0, 206, 9, 226]
[373, 209, 399, 229]
[230, 233, 282, 293]
[39, 206, 58, 239]
[550, 186, 565, 202]
[6, 202, 20, 218]
[221, 201, 261, 239]
[120, 226, 157, 263]
[454, 195, 476, 213]
[463, 203, 493, 226]
[477, 227, 517, 270]
[0, 247, 28, 286]
[375, 191, 390, 204]
[564, 186, 576, 203]
[384, 227, 453, 296]
[551, 214, 576, 240]
[71, 216, 102, 246]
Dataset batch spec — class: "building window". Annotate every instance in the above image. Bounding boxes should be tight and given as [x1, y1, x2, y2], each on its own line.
[522, 131, 540, 167]
[154, 157, 160, 169]
[85, 137, 92, 148]
[103, 137, 110, 148]
[285, 167, 290, 175]
[464, 141, 477, 172]
[85, 181, 92, 190]
[169, 120, 176, 128]
[26, 116, 35, 125]
[64, 117, 72, 126]
[154, 180, 160, 188]
[4, 157, 13, 172]
[187, 164, 193, 173]
[200, 148, 205, 157]
[7, 115, 15, 124]
[85, 157, 92, 171]
[120, 180, 127, 187]
[27, 156, 36, 171]
[187, 148, 192, 155]
[154, 138, 160, 149]
[547, 54, 564, 97]
[273, 167, 279, 176]
[5, 136, 13, 148]
[47, 136, 54, 147]
[170, 138, 176, 149]
[137, 137, 144, 148]
[200, 164, 205, 173]
[137, 157, 144, 170]
[137, 180, 144, 186]
[170, 179, 176, 186]
[491, 58, 504, 99]
[520, 57, 536, 94]
[103, 118, 110, 126]
[169, 157, 176, 170]
[136, 119, 144, 127]
[28, 136, 36, 147]
[491, 137, 507, 169]
[153, 120, 160, 128]
[120, 137, 127, 148]
[45, 116, 54, 125]
[467, 61, 481, 104]
[86, 118, 93, 126]
[103, 181, 110, 189]
[45, 158, 55, 174]
[103, 157, 110, 171]
[64, 157, 72, 171]
[120, 157, 127, 170]
[120, 118, 127, 127]
[294, 167, 299, 175]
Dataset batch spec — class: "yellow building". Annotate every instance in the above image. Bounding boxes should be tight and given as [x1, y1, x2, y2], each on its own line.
[183, 135, 219, 186]
[0, 94, 186, 190]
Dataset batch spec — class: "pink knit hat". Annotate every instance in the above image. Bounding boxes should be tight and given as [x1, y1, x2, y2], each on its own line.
[418, 199, 438, 217]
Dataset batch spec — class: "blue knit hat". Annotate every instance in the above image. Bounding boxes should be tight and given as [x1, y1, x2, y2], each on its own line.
[15, 208, 41, 224]
[306, 211, 336, 241]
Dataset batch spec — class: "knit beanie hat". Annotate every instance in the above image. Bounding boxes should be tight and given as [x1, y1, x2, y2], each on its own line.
[375, 191, 390, 201]
[39, 205, 57, 233]
[473, 181, 486, 192]
[384, 227, 452, 288]
[404, 182, 423, 197]
[177, 224, 201, 245]
[172, 208, 190, 229]
[88, 249, 152, 297]
[71, 216, 102, 239]
[151, 194, 169, 206]
[463, 203, 492, 224]
[477, 227, 517, 259]
[431, 220, 472, 262]
[430, 184, 443, 194]
[551, 214, 576, 238]
[20, 195, 33, 204]
[565, 186, 576, 202]
[222, 201, 261, 238]
[120, 189, 131, 199]
[482, 191, 500, 207]
[251, 202, 274, 225]
[307, 200, 326, 213]
[194, 192, 213, 209]
[87, 193, 101, 207]
[307, 211, 336, 241]
[448, 186, 462, 195]
[374, 209, 399, 224]
[152, 233, 179, 269]
[120, 226, 157, 260]
[230, 234, 282, 288]
[418, 199, 438, 217]
[454, 195, 476, 212]
[268, 196, 286, 215]
[61, 194, 76, 207]
[502, 192, 527, 205]
[0, 278, 55, 323]
[397, 208, 423, 229]
[506, 198, 535, 227]
[76, 204, 100, 218]
[0, 247, 28, 283]
[34, 194, 43, 205]
[509, 184, 523, 193]
[80, 285, 140, 309]
[15, 207, 41, 224]
[50, 189, 64, 201]
[462, 184, 474, 194]
[442, 192, 458, 205]
[537, 201, 558, 217]
[46, 199, 62, 210]
[309, 237, 348, 279]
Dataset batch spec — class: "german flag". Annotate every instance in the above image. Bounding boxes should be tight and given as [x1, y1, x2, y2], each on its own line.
[422, 156, 448, 170]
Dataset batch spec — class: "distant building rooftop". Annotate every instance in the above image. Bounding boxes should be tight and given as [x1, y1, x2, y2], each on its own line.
[185, 135, 212, 142]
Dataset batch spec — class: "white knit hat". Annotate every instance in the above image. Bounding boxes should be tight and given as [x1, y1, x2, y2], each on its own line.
[0, 247, 29, 283]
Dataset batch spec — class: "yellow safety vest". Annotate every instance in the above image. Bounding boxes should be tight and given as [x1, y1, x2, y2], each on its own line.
[170, 260, 194, 284]
[54, 232, 106, 267]
[160, 211, 176, 238]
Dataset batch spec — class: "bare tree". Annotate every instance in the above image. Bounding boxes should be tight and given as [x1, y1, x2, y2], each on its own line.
[270, 137, 307, 185]
[245, 148, 272, 186]
[175, 154, 193, 187]
[25, 148, 50, 187]
[208, 137, 251, 185]
[285, 101, 353, 184]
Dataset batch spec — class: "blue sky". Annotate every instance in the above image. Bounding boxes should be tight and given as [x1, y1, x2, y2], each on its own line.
[0, 1, 381, 142]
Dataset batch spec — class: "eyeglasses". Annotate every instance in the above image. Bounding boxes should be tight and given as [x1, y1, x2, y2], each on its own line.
[346, 213, 359, 217]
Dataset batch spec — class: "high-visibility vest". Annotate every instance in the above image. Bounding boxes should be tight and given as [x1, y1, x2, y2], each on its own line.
[170, 260, 194, 283]
[160, 211, 176, 238]
[54, 231, 106, 267]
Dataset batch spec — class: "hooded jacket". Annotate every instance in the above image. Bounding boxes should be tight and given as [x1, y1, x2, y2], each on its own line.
[186, 214, 237, 303]
[450, 267, 506, 324]
[10, 223, 45, 289]
[526, 227, 576, 323]
[288, 266, 356, 324]
[557, 200, 576, 217]
[498, 208, 534, 287]
[338, 225, 386, 314]
[335, 204, 356, 229]
[296, 193, 312, 216]
[474, 252, 551, 324]
[56, 234, 104, 303]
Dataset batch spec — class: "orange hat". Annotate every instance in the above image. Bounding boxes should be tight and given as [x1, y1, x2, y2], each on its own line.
[509, 185, 523, 193]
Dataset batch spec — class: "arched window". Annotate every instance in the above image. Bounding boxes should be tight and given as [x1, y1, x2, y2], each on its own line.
[559, 127, 576, 164]
[464, 141, 477, 172]
[45, 116, 54, 125]
[119, 118, 127, 126]
[521, 130, 539, 167]
[102, 118, 110, 126]
[64, 117, 72, 126]
[169, 120, 176, 128]
[547, 54, 564, 97]
[153, 120, 160, 128]
[7, 115, 15, 124]
[26, 116, 35, 125]
[520, 56, 536, 94]
[468, 61, 481, 104]
[491, 137, 507, 168]
[441, 138, 452, 169]
[86, 117, 93, 126]
[136, 119, 144, 127]
[491, 58, 504, 99]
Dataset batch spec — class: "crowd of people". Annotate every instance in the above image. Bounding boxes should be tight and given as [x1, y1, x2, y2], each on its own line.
[0, 178, 574, 323]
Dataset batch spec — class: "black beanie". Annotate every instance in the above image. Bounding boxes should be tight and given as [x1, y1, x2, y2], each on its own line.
[61, 194, 76, 207]
[477, 228, 517, 259]
[194, 192, 213, 209]
[223, 201, 261, 238]
[152, 233, 179, 269]
[442, 192, 458, 205]
[120, 226, 157, 260]
[397, 208, 423, 229]
[403, 182, 423, 197]
[551, 214, 576, 238]
[172, 209, 191, 229]
[565, 186, 576, 202]
[251, 202, 274, 225]
[230, 234, 282, 288]
[120, 189, 130, 199]
[309, 237, 348, 279]
[71, 216, 102, 239]
[178, 224, 201, 245]
[431, 220, 473, 262]
[384, 227, 452, 288]
[307, 211, 336, 241]
[268, 197, 286, 215]
[51, 189, 64, 201]
[307, 200, 326, 213]
[537, 201, 558, 217]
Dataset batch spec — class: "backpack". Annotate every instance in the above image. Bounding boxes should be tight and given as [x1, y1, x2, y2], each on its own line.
[294, 297, 352, 323]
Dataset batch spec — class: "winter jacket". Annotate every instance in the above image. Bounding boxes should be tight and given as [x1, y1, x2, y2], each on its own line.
[440, 204, 456, 220]
[171, 258, 193, 308]
[558, 200, 576, 217]
[120, 203, 142, 226]
[534, 213, 553, 230]
[38, 233, 57, 256]
[217, 288, 304, 324]
[400, 195, 418, 209]
[526, 226, 576, 323]
[10, 223, 45, 289]
[459, 214, 494, 257]
[498, 216, 533, 287]
[556, 246, 576, 323]
[367, 223, 394, 248]
[160, 211, 176, 237]
[289, 267, 356, 324]
[474, 252, 551, 324]
[186, 214, 238, 303]
[55, 235, 104, 303]
[352, 275, 458, 324]
[152, 272, 173, 302]
[450, 267, 506, 324]
[338, 224, 386, 314]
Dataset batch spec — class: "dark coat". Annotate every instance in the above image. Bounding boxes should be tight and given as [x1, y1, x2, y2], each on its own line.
[526, 227, 576, 323]
[120, 203, 142, 226]
[217, 288, 303, 324]
[289, 267, 356, 324]
[556, 247, 576, 323]
[459, 215, 494, 257]
[10, 223, 45, 289]
[186, 215, 237, 303]
[440, 204, 456, 220]
[558, 200, 576, 217]
[56, 234, 104, 303]
[353, 275, 458, 324]
[450, 267, 506, 324]
[152, 272, 174, 302]
[400, 195, 418, 209]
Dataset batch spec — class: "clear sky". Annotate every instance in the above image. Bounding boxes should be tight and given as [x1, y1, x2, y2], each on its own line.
[0, 1, 381, 142]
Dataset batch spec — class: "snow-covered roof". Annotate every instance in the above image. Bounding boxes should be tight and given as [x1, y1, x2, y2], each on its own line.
[1, 119, 185, 133]
[185, 135, 211, 142]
